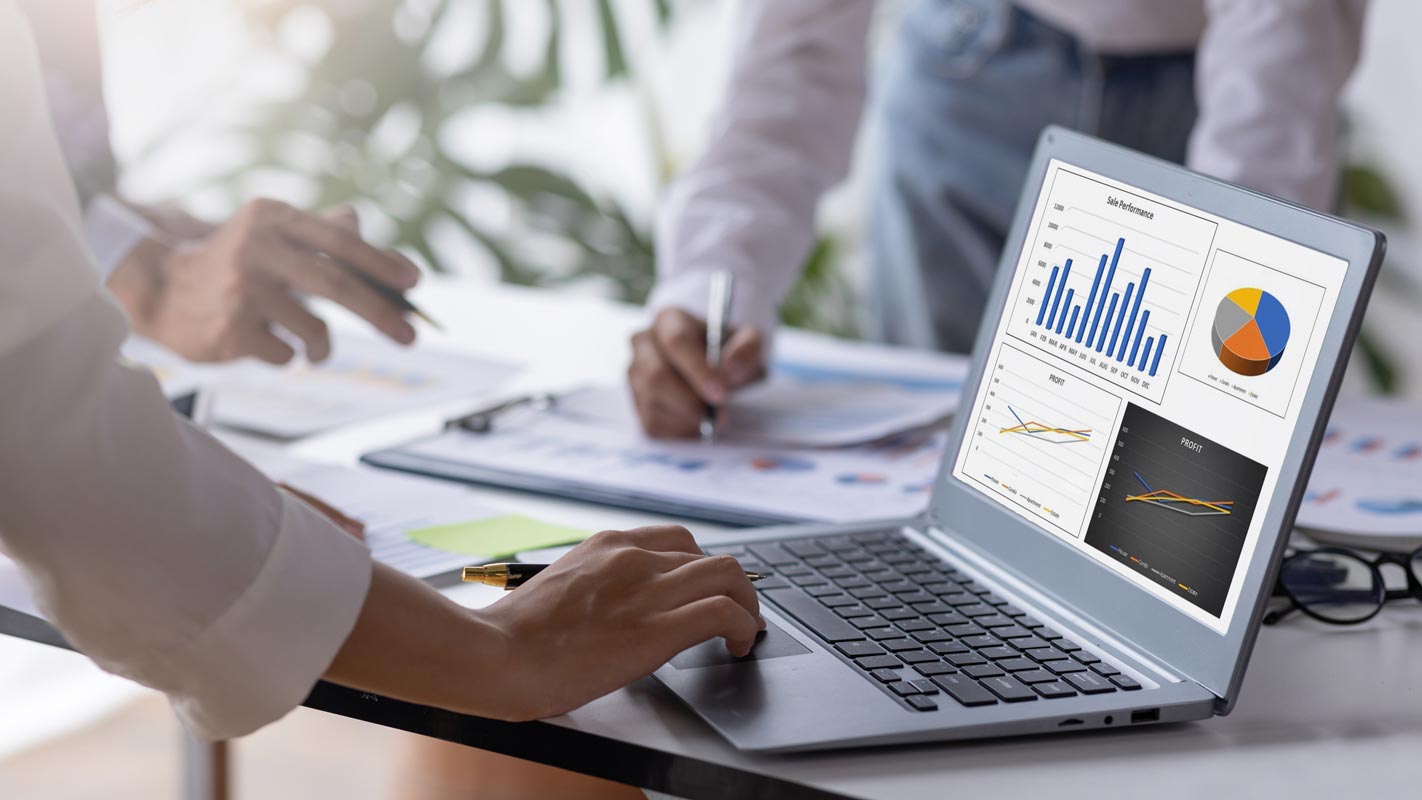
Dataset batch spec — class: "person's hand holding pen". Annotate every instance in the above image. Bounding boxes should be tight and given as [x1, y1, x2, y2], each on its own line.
[627, 301, 767, 439]
[105, 199, 427, 365]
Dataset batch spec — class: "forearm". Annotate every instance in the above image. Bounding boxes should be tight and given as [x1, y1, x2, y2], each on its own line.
[651, 0, 874, 334]
[324, 563, 518, 720]
[2, 10, 373, 740]
[1188, 0, 1368, 210]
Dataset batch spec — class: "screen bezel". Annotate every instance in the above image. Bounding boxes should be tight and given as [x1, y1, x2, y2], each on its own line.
[930, 127, 1384, 708]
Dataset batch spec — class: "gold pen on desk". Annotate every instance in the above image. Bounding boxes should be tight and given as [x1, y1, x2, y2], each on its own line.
[462, 562, 770, 590]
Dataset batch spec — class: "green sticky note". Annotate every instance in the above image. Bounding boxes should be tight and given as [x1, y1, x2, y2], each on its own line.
[407, 514, 589, 558]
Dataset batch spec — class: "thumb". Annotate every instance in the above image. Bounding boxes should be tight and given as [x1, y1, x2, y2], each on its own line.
[719, 326, 766, 388]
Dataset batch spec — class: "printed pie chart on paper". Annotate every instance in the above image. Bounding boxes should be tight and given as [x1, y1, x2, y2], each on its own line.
[1210, 288, 1291, 377]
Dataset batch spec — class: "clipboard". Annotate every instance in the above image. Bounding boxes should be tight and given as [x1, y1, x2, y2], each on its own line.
[361, 401, 951, 528]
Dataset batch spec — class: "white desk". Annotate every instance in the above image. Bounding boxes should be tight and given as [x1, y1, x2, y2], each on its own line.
[5, 278, 1420, 799]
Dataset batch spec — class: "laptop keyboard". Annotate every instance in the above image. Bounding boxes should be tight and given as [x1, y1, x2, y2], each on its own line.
[705, 530, 1141, 712]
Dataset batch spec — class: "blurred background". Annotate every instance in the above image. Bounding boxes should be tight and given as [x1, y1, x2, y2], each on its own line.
[2, 0, 1419, 796]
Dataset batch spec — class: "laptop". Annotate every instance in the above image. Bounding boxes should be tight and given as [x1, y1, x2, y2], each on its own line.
[653, 127, 1385, 753]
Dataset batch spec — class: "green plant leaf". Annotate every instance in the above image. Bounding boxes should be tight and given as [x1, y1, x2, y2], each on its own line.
[1342, 164, 1405, 221]
[596, 0, 629, 79]
[1354, 328, 1399, 394]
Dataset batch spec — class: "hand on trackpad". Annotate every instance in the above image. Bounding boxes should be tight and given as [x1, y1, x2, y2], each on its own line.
[669, 618, 811, 670]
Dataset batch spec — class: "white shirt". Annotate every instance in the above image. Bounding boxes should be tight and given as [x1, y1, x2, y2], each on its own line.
[18, 0, 152, 278]
[0, 2, 372, 742]
[650, 0, 1369, 337]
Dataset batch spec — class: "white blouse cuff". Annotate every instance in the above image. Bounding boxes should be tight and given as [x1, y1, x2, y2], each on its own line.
[83, 194, 155, 279]
[158, 493, 372, 741]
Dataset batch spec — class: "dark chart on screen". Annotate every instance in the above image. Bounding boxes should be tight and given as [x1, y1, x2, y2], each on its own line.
[1085, 404, 1267, 616]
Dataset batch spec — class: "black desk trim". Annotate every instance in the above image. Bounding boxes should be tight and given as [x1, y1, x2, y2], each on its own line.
[0, 610, 848, 800]
[302, 681, 852, 800]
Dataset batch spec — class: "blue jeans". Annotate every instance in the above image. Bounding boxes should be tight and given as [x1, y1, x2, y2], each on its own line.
[868, 0, 1199, 353]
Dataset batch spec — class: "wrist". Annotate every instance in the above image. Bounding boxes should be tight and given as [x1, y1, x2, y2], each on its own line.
[104, 237, 172, 331]
[455, 605, 534, 721]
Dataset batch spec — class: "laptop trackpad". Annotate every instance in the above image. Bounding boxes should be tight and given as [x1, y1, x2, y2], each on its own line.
[669, 619, 811, 670]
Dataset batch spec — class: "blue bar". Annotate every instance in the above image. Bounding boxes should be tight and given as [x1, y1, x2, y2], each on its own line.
[1139, 336, 1155, 373]
[1108, 282, 1135, 357]
[1149, 334, 1167, 377]
[1037, 265, 1059, 326]
[1067, 306, 1081, 339]
[1076, 253, 1107, 344]
[1130, 310, 1151, 367]
[1055, 288, 1075, 335]
[1088, 238, 1124, 348]
[1047, 258, 1072, 330]
[1096, 292, 1119, 353]
[1117, 267, 1152, 361]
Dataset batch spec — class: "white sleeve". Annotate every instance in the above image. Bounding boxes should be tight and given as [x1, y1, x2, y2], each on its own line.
[84, 194, 157, 279]
[1188, 0, 1369, 211]
[0, 3, 372, 741]
[648, 0, 875, 336]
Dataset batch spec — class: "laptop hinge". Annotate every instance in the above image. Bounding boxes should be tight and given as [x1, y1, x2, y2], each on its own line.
[914, 524, 1195, 688]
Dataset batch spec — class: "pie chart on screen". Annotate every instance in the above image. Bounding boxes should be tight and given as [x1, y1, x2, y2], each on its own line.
[1211, 288, 1291, 377]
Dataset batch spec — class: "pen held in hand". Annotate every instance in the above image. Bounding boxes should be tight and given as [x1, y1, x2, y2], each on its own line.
[701, 270, 735, 443]
[462, 562, 770, 590]
[337, 261, 444, 331]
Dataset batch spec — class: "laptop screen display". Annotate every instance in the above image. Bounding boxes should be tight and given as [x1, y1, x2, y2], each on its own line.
[951, 159, 1348, 632]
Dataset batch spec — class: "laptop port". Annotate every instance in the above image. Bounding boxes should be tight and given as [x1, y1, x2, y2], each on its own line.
[1057, 718, 1085, 727]
[1130, 708, 1161, 724]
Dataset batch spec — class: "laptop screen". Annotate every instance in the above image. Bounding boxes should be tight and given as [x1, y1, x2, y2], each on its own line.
[951, 159, 1348, 633]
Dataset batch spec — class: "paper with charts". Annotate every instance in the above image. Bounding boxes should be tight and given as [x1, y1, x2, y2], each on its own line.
[1295, 396, 1422, 550]
[397, 412, 949, 525]
[367, 343, 968, 524]
[554, 353, 966, 449]
[123, 334, 518, 438]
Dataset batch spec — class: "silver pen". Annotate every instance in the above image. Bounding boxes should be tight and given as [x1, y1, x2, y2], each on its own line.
[700, 270, 734, 443]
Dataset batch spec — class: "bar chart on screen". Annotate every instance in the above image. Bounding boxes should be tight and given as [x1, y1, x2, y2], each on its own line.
[961, 342, 1123, 537]
[1008, 164, 1218, 403]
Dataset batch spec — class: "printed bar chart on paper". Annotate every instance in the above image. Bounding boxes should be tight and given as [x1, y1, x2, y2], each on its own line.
[1008, 164, 1217, 403]
[960, 342, 1122, 537]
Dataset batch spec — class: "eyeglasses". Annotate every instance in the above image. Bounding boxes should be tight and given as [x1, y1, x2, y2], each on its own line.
[1264, 546, 1422, 626]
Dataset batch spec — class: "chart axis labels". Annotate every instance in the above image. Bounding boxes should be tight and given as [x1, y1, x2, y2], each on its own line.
[1006, 165, 1217, 404]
